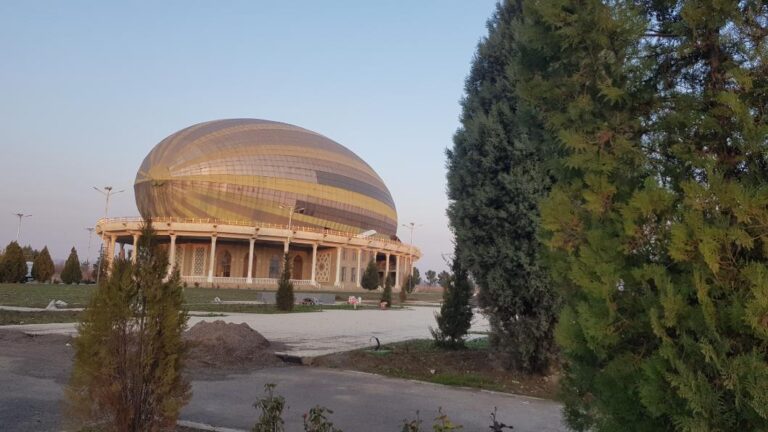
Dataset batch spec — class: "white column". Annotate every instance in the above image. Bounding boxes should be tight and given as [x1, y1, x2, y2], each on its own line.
[311, 243, 318, 286]
[335, 247, 342, 287]
[283, 239, 289, 254]
[385, 252, 390, 286]
[132, 233, 139, 264]
[207, 235, 217, 283]
[395, 254, 401, 290]
[167, 234, 177, 276]
[107, 235, 117, 271]
[356, 248, 362, 287]
[247, 238, 255, 283]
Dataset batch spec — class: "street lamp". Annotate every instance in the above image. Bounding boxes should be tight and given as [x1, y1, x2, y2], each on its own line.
[84, 227, 95, 267]
[279, 204, 305, 252]
[401, 222, 422, 281]
[12, 213, 32, 243]
[93, 186, 124, 285]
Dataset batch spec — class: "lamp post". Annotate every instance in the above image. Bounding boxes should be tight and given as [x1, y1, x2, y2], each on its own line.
[279, 204, 305, 253]
[84, 227, 95, 267]
[401, 222, 422, 281]
[93, 186, 124, 285]
[12, 213, 32, 243]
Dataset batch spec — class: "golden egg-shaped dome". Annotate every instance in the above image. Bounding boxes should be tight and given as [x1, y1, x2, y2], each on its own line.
[134, 119, 397, 236]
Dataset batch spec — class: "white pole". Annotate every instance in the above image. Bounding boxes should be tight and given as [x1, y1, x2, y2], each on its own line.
[13, 213, 32, 243]
[94, 186, 124, 285]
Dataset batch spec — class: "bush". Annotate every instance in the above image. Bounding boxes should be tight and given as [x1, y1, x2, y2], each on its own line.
[360, 260, 380, 291]
[380, 274, 393, 308]
[276, 253, 294, 311]
[303, 406, 341, 432]
[253, 383, 286, 432]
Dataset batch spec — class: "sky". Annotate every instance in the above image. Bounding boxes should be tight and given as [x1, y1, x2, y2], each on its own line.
[0, 1, 498, 272]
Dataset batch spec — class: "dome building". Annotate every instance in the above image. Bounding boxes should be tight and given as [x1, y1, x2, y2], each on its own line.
[96, 119, 419, 290]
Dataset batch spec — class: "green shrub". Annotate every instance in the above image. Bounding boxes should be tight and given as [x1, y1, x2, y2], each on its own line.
[275, 254, 294, 311]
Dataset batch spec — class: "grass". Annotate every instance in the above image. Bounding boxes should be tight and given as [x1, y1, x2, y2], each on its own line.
[313, 337, 560, 399]
[0, 309, 82, 325]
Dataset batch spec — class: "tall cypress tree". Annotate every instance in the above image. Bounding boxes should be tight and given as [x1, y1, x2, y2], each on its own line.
[61, 247, 83, 285]
[446, 0, 559, 373]
[31, 246, 55, 282]
[276, 253, 294, 311]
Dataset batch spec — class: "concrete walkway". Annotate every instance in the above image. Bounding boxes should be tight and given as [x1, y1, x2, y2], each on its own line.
[183, 367, 566, 432]
[0, 307, 490, 357]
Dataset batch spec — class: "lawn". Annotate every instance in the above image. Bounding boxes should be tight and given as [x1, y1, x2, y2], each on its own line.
[0, 283, 441, 308]
[312, 338, 560, 400]
[0, 309, 82, 325]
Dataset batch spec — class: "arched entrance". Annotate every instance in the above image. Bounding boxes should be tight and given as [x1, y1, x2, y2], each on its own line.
[242, 254, 257, 277]
[292, 255, 303, 279]
[218, 250, 232, 277]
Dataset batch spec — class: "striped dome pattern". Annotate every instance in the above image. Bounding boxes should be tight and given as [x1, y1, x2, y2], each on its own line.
[134, 119, 398, 236]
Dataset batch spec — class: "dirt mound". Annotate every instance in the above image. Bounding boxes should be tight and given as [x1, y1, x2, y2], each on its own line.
[185, 321, 281, 369]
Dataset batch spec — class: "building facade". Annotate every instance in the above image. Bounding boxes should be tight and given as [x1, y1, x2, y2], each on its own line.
[96, 119, 420, 291]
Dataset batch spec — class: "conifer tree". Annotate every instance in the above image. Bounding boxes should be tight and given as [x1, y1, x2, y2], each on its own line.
[521, 0, 768, 430]
[380, 273, 393, 307]
[431, 247, 473, 348]
[61, 247, 82, 284]
[361, 260, 380, 291]
[67, 221, 189, 431]
[1, 241, 27, 283]
[276, 253, 294, 311]
[446, 0, 559, 372]
[31, 246, 54, 282]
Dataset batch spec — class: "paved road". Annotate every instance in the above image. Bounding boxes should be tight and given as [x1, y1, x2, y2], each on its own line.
[0, 306, 490, 357]
[0, 330, 565, 432]
[184, 367, 566, 432]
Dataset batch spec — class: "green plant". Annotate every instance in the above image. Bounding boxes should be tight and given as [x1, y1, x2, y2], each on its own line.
[431, 245, 473, 348]
[276, 253, 294, 311]
[66, 220, 190, 431]
[31, 246, 55, 282]
[380, 273, 393, 307]
[60, 247, 82, 285]
[253, 383, 286, 432]
[445, 0, 559, 373]
[401, 411, 423, 432]
[302, 405, 341, 432]
[1, 241, 27, 283]
[432, 408, 462, 431]
[360, 260, 380, 291]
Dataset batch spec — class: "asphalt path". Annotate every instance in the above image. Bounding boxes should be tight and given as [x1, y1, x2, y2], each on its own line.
[0, 330, 566, 432]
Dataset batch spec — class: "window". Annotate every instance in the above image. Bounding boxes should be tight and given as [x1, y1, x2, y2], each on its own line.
[351, 267, 357, 283]
[342, 248, 347, 261]
[352, 250, 357, 262]
[341, 267, 346, 282]
[269, 255, 280, 278]
[219, 250, 232, 277]
[192, 247, 206, 276]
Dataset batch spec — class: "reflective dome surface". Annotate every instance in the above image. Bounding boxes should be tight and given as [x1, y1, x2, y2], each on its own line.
[135, 119, 397, 236]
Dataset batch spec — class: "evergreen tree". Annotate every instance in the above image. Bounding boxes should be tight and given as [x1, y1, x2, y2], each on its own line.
[21, 245, 39, 261]
[276, 253, 294, 311]
[519, 0, 768, 430]
[67, 221, 189, 431]
[446, 0, 559, 373]
[431, 247, 473, 348]
[380, 273, 392, 307]
[437, 270, 450, 289]
[60, 247, 82, 285]
[1, 241, 28, 283]
[412, 267, 422, 286]
[360, 260, 380, 291]
[31, 246, 54, 282]
[424, 270, 437, 286]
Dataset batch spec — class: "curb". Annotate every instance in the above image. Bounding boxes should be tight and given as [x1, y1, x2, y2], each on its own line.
[177, 419, 248, 432]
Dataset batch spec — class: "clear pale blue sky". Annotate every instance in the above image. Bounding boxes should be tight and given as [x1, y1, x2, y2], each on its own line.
[0, 1, 497, 272]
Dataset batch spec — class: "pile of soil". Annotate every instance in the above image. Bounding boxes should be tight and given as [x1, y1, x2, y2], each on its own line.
[184, 321, 282, 369]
